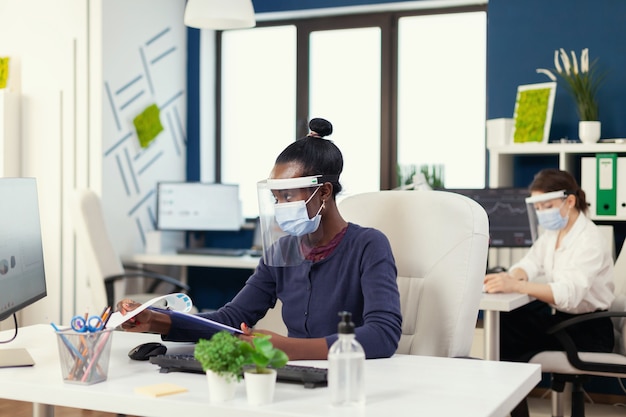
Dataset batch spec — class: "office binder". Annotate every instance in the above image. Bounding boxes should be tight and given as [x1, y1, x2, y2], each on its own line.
[596, 153, 617, 216]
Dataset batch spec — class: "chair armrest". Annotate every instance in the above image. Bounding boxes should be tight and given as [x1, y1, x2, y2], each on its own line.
[104, 271, 190, 307]
[546, 311, 626, 374]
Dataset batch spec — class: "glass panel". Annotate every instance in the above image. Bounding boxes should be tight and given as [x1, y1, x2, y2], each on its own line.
[309, 27, 381, 201]
[221, 26, 297, 218]
[397, 12, 486, 189]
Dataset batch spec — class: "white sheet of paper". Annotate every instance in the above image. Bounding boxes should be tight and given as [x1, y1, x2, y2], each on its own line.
[106, 293, 193, 329]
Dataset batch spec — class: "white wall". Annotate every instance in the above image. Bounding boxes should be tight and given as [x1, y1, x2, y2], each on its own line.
[0, 0, 187, 326]
[101, 0, 187, 256]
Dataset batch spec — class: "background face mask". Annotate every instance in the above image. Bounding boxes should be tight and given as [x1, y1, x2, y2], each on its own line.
[536, 206, 568, 230]
[274, 188, 322, 236]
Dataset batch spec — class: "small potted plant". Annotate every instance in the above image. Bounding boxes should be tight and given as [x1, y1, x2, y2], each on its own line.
[240, 334, 289, 405]
[194, 331, 247, 403]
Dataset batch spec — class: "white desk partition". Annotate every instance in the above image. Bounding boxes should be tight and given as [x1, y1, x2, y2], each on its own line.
[0, 325, 540, 417]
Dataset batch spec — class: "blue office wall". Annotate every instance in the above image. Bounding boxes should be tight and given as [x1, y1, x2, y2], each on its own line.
[487, 0, 626, 142]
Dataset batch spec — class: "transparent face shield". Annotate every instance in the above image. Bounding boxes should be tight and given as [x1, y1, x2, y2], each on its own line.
[256, 175, 325, 267]
[525, 190, 568, 242]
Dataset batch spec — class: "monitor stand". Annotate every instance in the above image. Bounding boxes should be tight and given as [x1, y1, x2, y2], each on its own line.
[0, 348, 35, 368]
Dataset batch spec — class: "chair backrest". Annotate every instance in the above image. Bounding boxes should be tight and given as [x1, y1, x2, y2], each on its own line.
[611, 238, 626, 355]
[338, 190, 489, 357]
[73, 189, 126, 309]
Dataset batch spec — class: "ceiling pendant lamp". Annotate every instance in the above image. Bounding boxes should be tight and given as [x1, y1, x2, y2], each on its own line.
[184, 0, 256, 30]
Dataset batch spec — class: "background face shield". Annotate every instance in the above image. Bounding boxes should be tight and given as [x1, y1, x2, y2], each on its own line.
[256, 176, 324, 267]
[525, 190, 567, 242]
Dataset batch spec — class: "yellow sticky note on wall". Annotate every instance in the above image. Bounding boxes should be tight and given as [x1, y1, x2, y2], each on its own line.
[133, 103, 164, 148]
[0, 57, 9, 89]
[134, 383, 188, 397]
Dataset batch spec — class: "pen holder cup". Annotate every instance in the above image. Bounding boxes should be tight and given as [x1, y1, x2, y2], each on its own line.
[55, 328, 114, 385]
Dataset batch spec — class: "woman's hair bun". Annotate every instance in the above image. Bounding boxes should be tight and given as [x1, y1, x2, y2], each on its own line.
[308, 118, 333, 138]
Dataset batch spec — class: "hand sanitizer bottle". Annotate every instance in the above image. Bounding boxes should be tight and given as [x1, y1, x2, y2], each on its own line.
[328, 311, 365, 406]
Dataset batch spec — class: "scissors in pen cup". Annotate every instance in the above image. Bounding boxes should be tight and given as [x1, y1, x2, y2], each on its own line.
[70, 315, 105, 333]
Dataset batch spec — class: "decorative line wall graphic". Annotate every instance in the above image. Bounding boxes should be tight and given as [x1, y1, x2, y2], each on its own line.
[120, 90, 145, 111]
[165, 112, 182, 156]
[115, 75, 143, 95]
[115, 154, 131, 196]
[128, 189, 155, 217]
[135, 217, 146, 246]
[104, 132, 133, 157]
[137, 150, 164, 175]
[138, 48, 155, 95]
[103, 22, 186, 253]
[123, 148, 140, 194]
[173, 106, 186, 145]
[151, 47, 177, 65]
[104, 82, 122, 131]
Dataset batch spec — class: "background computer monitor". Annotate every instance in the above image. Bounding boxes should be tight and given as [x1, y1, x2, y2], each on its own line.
[0, 178, 47, 367]
[446, 188, 533, 247]
[156, 182, 243, 232]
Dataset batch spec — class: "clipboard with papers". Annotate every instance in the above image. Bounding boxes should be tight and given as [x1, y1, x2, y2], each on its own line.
[105, 293, 242, 335]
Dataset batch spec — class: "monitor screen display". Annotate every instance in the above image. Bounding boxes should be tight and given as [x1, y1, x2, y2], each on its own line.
[446, 188, 533, 248]
[156, 182, 243, 232]
[0, 178, 47, 322]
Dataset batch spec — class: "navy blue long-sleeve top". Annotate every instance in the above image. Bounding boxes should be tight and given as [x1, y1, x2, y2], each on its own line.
[164, 223, 402, 359]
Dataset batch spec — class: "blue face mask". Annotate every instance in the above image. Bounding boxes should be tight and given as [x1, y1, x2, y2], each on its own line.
[274, 187, 324, 236]
[536, 201, 568, 231]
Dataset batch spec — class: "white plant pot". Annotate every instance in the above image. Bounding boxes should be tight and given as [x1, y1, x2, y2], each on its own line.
[206, 370, 237, 403]
[579, 121, 601, 144]
[244, 369, 277, 405]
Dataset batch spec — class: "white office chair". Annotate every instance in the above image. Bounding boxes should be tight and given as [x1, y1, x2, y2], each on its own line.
[73, 188, 190, 310]
[529, 237, 626, 417]
[338, 190, 489, 357]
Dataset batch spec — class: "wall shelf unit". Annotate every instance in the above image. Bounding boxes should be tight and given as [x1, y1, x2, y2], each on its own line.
[488, 142, 626, 221]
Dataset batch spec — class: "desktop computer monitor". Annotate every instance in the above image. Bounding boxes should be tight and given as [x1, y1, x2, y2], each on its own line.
[446, 188, 533, 248]
[156, 182, 243, 232]
[0, 178, 47, 367]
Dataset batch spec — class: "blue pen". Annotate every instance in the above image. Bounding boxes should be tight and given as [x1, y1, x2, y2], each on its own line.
[50, 322, 86, 362]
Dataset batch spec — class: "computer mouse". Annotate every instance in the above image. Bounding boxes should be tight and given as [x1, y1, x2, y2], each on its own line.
[486, 265, 507, 274]
[128, 342, 167, 361]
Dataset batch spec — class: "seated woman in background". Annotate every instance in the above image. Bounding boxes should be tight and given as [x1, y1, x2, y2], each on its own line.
[483, 168, 615, 417]
[116, 117, 402, 360]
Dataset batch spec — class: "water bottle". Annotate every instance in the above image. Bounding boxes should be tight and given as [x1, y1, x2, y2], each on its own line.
[328, 311, 365, 406]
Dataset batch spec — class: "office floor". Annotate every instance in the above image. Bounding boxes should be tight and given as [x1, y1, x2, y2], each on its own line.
[1, 397, 625, 417]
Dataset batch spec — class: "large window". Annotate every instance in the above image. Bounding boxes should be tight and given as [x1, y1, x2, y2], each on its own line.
[220, 26, 297, 218]
[397, 12, 486, 188]
[217, 5, 487, 218]
[309, 27, 382, 199]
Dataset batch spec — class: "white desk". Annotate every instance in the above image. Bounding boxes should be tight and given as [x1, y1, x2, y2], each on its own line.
[122, 252, 259, 286]
[123, 252, 260, 270]
[479, 293, 534, 361]
[1, 325, 540, 417]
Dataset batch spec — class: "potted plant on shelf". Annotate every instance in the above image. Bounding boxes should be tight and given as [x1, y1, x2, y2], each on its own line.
[537, 48, 606, 144]
[194, 331, 248, 403]
[240, 334, 289, 405]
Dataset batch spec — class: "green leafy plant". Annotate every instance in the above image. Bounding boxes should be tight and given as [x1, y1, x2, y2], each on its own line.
[194, 331, 248, 382]
[240, 334, 289, 374]
[537, 48, 606, 121]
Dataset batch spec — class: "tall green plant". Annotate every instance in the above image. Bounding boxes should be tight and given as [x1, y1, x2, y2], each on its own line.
[537, 48, 606, 121]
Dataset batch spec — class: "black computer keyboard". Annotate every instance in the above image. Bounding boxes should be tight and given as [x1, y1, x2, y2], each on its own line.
[149, 354, 328, 388]
[176, 247, 247, 257]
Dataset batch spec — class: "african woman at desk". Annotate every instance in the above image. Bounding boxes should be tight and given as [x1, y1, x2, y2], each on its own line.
[483, 169, 614, 417]
[117, 118, 402, 361]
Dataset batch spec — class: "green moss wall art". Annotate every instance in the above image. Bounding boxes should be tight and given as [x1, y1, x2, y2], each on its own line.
[511, 82, 556, 143]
